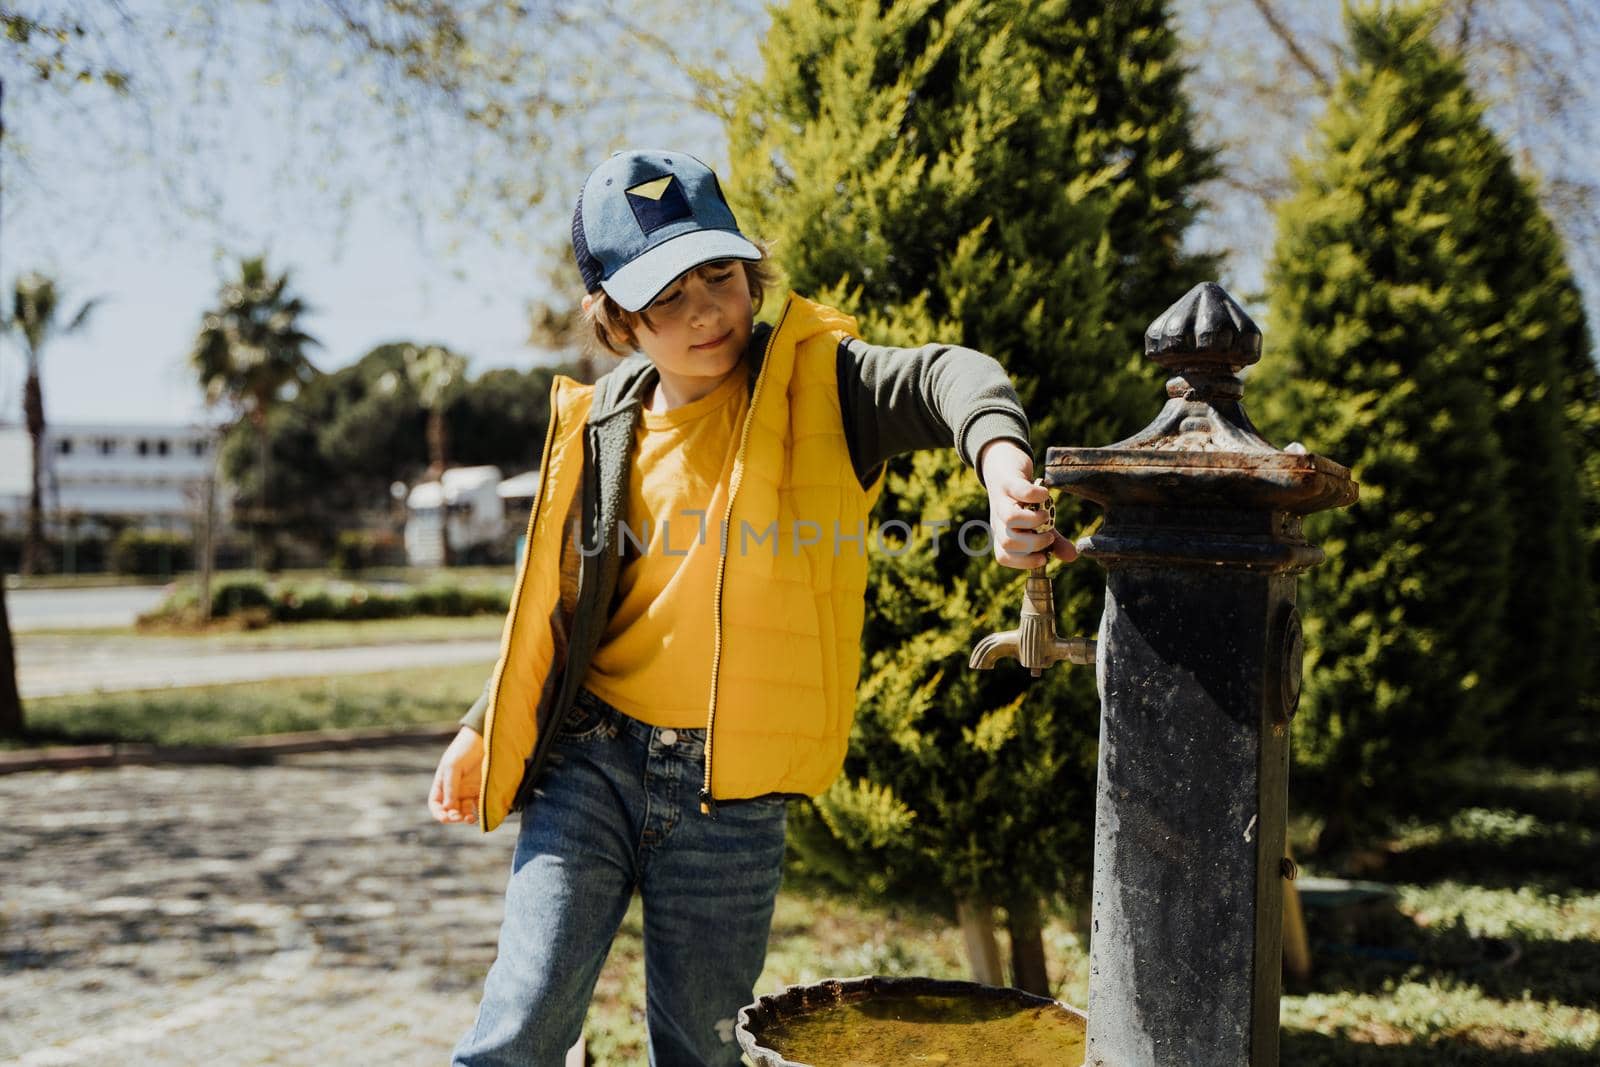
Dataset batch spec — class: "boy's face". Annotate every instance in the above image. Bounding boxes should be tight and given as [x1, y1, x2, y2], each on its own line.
[630, 260, 754, 385]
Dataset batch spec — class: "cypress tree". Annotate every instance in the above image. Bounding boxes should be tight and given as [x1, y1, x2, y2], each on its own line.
[1413, 27, 1594, 759]
[1557, 287, 1600, 753]
[728, 0, 1214, 987]
[1255, 2, 1567, 835]
[1480, 214, 1595, 758]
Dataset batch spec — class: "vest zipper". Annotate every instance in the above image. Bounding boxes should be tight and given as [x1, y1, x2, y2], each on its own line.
[481, 380, 565, 828]
[701, 303, 791, 816]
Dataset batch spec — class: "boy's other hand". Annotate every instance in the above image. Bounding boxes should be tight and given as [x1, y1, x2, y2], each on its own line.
[428, 726, 485, 825]
[979, 439, 1078, 571]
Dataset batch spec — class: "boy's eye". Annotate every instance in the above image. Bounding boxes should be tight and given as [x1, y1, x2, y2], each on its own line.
[653, 291, 681, 308]
[709, 271, 735, 284]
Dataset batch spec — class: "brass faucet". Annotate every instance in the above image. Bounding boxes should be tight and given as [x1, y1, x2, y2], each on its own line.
[968, 486, 1096, 677]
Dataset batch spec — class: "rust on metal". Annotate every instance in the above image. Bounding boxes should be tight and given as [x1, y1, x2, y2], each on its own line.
[1047, 283, 1356, 575]
[1050, 282, 1355, 515]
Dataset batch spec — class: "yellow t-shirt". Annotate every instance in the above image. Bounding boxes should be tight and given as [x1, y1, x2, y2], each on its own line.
[582, 368, 749, 727]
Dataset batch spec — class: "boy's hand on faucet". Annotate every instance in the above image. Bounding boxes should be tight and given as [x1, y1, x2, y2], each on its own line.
[979, 439, 1078, 570]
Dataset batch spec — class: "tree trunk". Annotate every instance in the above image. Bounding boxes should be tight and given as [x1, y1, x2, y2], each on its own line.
[250, 408, 271, 572]
[429, 408, 454, 567]
[21, 372, 46, 576]
[198, 455, 218, 623]
[1316, 799, 1355, 859]
[0, 574, 23, 737]
[427, 408, 448, 478]
[1005, 896, 1052, 997]
[956, 898, 1004, 986]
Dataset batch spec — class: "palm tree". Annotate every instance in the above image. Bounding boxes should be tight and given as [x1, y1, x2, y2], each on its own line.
[190, 256, 320, 570]
[0, 575, 21, 738]
[0, 77, 23, 735]
[402, 343, 467, 479]
[401, 343, 467, 566]
[3, 273, 100, 575]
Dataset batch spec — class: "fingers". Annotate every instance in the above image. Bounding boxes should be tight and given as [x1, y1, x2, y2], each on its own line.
[431, 784, 477, 823]
[427, 768, 451, 823]
[428, 753, 479, 825]
[998, 474, 1049, 506]
[990, 515, 1080, 571]
[440, 794, 476, 824]
[991, 502, 1055, 556]
[991, 520, 1054, 569]
[1050, 530, 1079, 563]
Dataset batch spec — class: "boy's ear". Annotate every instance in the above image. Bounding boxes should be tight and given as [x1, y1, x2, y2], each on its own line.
[581, 293, 598, 315]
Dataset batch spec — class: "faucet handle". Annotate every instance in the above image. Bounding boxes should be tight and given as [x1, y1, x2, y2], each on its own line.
[969, 483, 1095, 677]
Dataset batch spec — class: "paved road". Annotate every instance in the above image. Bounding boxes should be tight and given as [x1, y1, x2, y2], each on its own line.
[6, 585, 171, 632]
[5, 581, 417, 633]
[15, 634, 501, 699]
[0, 746, 516, 1065]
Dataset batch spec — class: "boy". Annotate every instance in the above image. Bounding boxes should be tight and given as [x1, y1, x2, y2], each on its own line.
[429, 149, 1074, 1066]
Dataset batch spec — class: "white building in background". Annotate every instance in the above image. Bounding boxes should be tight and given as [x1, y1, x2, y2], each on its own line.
[404, 465, 539, 567]
[0, 422, 222, 533]
[405, 465, 505, 567]
[0, 429, 28, 516]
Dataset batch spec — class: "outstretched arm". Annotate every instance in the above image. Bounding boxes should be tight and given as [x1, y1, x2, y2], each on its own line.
[836, 337, 1033, 490]
[837, 337, 1073, 570]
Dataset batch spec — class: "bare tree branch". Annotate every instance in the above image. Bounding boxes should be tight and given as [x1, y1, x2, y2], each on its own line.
[1245, 0, 1332, 91]
[1457, 0, 1479, 51]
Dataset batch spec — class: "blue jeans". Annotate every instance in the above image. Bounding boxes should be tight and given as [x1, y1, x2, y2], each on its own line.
[452, 688, 789, 1067]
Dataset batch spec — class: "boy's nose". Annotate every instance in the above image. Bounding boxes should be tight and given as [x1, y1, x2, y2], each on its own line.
[688, 288, 720, 327]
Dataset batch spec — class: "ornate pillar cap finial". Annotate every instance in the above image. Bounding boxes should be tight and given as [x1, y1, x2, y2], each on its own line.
[1046, 280, 1357, 529]
[1145, 282, 1262, 373]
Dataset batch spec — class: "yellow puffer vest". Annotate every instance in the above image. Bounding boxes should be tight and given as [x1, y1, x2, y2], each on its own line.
[478, 294, 884, 831]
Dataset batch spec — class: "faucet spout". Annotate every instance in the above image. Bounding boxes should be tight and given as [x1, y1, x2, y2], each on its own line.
[969, 564, 1095, 677]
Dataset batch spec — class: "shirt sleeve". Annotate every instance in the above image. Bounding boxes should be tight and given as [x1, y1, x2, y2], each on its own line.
[459, 680, 490, 734]
[835, 336, 1033, 489]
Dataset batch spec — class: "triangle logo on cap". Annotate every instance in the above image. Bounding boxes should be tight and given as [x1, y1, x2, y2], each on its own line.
[625, 172, 693, 234]
[627, 176, 674, 201]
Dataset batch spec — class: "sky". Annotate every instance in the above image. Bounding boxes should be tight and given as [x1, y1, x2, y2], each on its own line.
[2, 191, 543, 427]
[2, 1, 1593, 430]
[0, 1, 728, 427]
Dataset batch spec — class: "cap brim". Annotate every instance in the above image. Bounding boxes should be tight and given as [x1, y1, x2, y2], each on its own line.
[601, 230, 763, 312]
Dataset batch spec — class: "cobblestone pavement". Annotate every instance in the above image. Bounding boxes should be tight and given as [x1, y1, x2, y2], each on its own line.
[1, 746, 519, 1065]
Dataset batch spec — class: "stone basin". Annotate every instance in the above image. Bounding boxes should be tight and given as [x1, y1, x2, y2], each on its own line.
[736, 976, 1087, 1067]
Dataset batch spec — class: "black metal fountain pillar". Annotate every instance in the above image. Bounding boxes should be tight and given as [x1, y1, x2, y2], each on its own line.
[1049, 283, 1356, 1067]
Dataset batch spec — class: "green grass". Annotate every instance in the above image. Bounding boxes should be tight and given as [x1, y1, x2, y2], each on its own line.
[333, 564, 515, 585]
[180, 565, 515, 590]
[5, 660, 491, 749]
[1278, 763, 1600, 1064]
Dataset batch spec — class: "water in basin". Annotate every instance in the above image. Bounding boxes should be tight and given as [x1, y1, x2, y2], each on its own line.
[754, 991, 1086, 1066]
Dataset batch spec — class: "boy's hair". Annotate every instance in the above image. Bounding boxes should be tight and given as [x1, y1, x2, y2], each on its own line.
[582, 249, 777, 357]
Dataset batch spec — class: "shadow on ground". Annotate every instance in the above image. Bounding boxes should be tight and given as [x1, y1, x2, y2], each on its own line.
[1281, 758, 1600, 1062]
[1283, 1032, 1600, 1066]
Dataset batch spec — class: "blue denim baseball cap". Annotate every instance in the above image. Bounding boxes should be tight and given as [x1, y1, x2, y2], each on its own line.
[571, 149, 762, 313]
